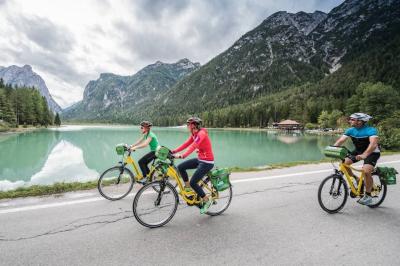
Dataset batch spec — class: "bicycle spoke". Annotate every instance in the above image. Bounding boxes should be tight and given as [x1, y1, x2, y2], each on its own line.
[318, 174, 348, 213]
[133, 181, 178, 228]
[98, 166, 134, 200]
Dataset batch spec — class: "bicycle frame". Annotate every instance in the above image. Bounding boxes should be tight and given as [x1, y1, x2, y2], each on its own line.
[121, 151, 156, 180]
[339, 163, 365, 196]
[159, 162, 215, 205]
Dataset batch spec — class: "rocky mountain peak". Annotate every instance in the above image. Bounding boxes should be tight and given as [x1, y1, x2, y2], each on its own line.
[0, 65, 62, 113]
[22, 64, 32, 71]
[263, 10, 327, 35]
[64, 58, 200, 120]
[175, 58, 201, 70]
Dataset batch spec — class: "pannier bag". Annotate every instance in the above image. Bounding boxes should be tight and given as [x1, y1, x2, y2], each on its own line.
[116, 143, 126, 155]
[376, 166, 398, 185]
[323, 146, 348, 160]
[210, 168, 231, 191]
[155, 146, 169, 161]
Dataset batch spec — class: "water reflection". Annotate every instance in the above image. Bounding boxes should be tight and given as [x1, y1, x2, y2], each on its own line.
[30, 140, 98, 185]
[0, 130, 60, 182]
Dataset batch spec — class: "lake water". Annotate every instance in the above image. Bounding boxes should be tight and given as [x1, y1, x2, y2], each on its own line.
[0, 125, 337, 191]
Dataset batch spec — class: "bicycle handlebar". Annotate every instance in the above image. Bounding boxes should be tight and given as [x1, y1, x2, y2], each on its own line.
[330, 145, 351, 154]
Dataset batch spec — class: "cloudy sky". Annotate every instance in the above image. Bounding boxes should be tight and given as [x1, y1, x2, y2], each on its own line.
[0, 0, 343, 108]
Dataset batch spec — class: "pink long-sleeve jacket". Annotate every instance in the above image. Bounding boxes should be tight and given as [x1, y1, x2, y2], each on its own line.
[172, 128, 214, 162]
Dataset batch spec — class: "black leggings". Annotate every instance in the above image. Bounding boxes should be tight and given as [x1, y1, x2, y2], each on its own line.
[138, 151, 156, 177]
[177, 158, 214, 198]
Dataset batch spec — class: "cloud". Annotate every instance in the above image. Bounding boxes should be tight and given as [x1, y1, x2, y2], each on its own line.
[133, 0, 190, 19]
[0, 0, 344, 108]
[8, 15, 75, 53]
[3, 40, 87, 87]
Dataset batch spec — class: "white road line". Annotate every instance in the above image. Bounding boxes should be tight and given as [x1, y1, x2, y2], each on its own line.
[1, 160, 399, 215]
[0, 197, 104, 214]
[231, 169, 332, 183]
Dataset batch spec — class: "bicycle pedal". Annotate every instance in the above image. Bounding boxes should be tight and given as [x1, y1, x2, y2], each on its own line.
[137, 179, 146, 185]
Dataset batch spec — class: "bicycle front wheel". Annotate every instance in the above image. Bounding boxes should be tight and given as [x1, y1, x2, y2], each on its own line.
[148, 167, 178, 192]
[318, 174, 348, 214]
[98, 166, 135, 200]
[201, 178, 232, 216]
[133, 181, 179, 228]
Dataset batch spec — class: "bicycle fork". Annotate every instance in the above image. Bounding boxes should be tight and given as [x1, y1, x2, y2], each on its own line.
[154, 181, 166, 206]
[330, 172, 344, 196]
[116, 162, 127, 185]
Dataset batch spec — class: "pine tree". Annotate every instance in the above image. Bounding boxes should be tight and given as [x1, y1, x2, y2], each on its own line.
[54, 112, 61, 126]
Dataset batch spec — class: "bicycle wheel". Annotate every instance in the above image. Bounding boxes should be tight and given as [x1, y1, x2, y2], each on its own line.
[133, 180, 179, 228]
[201, 177, 232, 216]
[368, 173, 387, 208]
[98, 166, 135, 200]
[318, 174, 348, 214]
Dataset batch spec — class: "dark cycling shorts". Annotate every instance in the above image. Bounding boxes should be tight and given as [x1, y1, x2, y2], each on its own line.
[347, 151, 380, 167]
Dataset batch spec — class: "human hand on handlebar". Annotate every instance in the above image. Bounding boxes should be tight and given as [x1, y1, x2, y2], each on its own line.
[356, 154, 367, 160]
[173, 153, 183, 159]
[128, 145, 136, 152]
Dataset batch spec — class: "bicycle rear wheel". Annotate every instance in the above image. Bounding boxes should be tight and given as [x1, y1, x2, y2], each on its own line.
[133, 180, 179, 228]
[318, 174, 348, 214]
[98, 166, 135, 200]
[368, 173, 387, 208]
[201, 178, 232, 216]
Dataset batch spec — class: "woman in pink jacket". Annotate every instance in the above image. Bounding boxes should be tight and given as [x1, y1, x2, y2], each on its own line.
[172, 116, 215, 214]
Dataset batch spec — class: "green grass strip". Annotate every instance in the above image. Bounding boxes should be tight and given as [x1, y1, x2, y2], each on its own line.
[0, 181, 98, 200]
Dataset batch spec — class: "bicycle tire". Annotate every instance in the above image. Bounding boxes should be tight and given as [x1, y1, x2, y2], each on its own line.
[98, 166, 135, 201]
[368, 173, 387, 208]
[133, 180, 179, 228]
[318, 174, 348, 214]
[201, 177, 232, 216]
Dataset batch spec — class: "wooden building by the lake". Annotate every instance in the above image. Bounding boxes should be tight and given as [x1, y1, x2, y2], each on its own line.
[276, 120, 303, 130]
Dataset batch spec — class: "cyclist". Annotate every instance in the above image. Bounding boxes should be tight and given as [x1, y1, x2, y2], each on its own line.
[172, 117, 215, 214]
[333, 113, 380, 205]
[130, 121, 159, 181]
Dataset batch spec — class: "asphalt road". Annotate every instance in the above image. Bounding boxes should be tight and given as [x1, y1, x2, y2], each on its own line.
[1, 155, 400, 266]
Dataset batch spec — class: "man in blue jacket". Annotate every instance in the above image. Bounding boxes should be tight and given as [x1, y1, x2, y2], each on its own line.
[334, 113, 380, 205]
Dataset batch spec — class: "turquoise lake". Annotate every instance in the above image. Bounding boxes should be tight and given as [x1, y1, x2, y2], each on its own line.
[0, 125, 337, 190]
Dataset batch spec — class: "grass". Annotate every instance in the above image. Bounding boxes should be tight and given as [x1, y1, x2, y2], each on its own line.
[0, 181, 98, 200]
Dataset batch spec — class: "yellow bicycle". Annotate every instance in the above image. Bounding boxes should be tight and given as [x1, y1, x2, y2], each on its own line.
[318, 147, 387, 213]
[132, 147, 232, 228]
[98, 144, 164, 200]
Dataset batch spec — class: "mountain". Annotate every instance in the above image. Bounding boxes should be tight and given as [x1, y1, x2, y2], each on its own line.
[0, 65, 62, 113]
[63, 0, 400, 126]
[311, 0, 400, 72]
[62, 59, 200, 121]
[151, 10, 329, 114]
[140, 0, 400, 125]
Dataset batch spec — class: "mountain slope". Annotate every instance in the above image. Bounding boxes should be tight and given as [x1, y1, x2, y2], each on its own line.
[0, 65, 62, 113]
[62, 59, 200, 121]
[155, 11, 328, 114]
[141, 0, 400, 124]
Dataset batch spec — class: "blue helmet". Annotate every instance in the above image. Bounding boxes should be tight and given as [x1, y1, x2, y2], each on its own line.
[349, 113, 372, 122]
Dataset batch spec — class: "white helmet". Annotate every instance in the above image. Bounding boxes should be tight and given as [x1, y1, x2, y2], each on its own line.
[349, 113, 372, 122]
